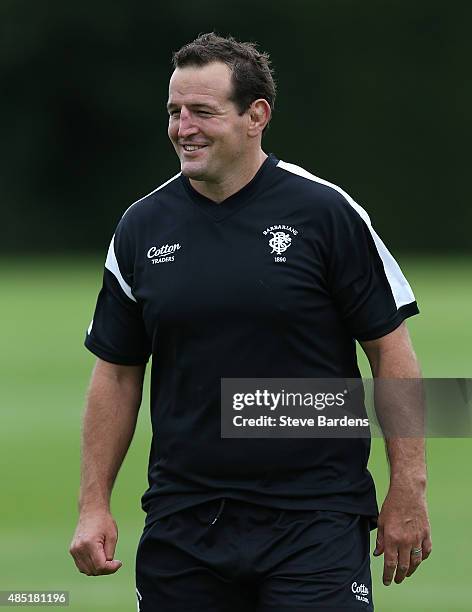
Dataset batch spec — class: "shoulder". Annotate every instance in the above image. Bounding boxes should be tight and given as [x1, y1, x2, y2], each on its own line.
[118, 171, 182, 228]
[274, 158, 371, 227]
[110, 171, 182, 266]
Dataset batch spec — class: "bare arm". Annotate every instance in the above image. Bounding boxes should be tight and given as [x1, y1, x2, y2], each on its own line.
[360, 323, 432, 586]
[361, 322, 426, 488]
[70, 358, 146, 576]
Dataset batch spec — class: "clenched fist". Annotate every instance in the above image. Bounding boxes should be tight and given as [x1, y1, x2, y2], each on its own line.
[70, 510, 122, 576]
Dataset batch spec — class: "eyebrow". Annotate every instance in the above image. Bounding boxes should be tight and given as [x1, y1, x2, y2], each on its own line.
[166, 102, 219, 112]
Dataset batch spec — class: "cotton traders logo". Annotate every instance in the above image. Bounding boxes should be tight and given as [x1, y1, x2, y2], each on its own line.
[351, 582, 369, 605]
[262, 224, 298, 263]
[146, 242, 181, 265]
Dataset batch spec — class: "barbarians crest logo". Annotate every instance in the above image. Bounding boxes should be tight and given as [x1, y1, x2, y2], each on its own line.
[269, 231, 292, 254]
[262, 224, 298, 262]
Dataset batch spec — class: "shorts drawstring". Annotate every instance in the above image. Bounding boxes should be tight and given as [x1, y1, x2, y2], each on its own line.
[209, 498, 226, 526]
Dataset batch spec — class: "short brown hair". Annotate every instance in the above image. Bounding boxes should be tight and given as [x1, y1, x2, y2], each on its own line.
[172, 33, 276, 129]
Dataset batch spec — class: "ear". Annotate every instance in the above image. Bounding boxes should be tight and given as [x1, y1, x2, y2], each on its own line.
[247, 99, 271, 137]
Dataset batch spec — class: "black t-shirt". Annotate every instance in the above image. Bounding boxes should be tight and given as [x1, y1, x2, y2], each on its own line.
[85, 153, 419, 526]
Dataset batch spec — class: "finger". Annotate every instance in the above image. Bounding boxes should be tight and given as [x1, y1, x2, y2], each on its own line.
[394, 544, 411, 584]
[422, 534, 432, 560]
[406, 552, 422, 577]
[407, 537, 425, 577]
[104, 529, 118, 561]
[70, 543, 95, 576]
[90, 542, 122, 575]
[382, 542, 399, 586]
[93, 559, 123, 575]
[373, 525, 384, 556]
[71, 551, 92, 575]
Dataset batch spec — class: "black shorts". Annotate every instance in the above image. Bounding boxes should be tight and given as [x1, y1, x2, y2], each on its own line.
[135, 498, 374, 611]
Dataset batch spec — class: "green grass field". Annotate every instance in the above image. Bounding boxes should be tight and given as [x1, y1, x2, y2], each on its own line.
[0, 256, 471, 611]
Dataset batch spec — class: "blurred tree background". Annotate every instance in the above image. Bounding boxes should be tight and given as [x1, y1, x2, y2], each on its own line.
[1, 0, 470, 253]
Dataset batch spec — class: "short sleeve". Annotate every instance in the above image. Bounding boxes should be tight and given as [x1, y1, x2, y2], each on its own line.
[326, 196, 419, 341]
[85, 218, 151, 365]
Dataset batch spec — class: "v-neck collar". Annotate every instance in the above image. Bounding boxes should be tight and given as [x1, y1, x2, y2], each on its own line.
[180, 153, 279, 221]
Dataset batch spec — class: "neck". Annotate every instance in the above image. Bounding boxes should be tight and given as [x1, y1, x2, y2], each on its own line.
[189, 149, 268, 203]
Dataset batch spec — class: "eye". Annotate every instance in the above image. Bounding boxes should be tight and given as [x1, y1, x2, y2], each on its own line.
[197, 111, 212, 116]
[169, 110, 180, 117]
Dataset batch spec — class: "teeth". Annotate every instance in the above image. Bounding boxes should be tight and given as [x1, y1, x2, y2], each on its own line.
[183, 145, 205, 151]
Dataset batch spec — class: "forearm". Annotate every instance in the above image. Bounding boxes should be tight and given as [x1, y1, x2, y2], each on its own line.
[362, 323, 427, 487]
[384, 438, 426, 492]
[376, 353, 426, 487]
[79, 359, 145, 513]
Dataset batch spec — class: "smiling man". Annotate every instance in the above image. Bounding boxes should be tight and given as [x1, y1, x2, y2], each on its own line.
[70, 33, 431, 612]
[167, 54, 271, 201]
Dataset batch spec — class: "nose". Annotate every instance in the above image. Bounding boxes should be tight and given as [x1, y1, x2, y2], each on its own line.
[177, 107, 199, 139]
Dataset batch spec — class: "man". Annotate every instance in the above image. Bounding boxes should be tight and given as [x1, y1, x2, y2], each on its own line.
[70, 33, 432, 611]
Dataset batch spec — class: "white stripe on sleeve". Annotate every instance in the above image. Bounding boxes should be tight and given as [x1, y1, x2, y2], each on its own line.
[105, 235, 137, 302]
[276, 160, 415, 309]
[101, 173, 181, 304]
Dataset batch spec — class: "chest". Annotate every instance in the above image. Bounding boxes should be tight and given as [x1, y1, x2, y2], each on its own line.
[133, 208, 331, 330]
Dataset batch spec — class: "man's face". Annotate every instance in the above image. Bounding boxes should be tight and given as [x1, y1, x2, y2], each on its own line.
[167, 62, 250, 182]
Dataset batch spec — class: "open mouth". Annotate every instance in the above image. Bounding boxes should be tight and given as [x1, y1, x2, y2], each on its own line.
[181, 144, 207, 153]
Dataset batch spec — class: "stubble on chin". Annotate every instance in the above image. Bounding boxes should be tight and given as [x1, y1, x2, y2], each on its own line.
[181, 165, 206, 181]
[180, 157, 211, 181]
